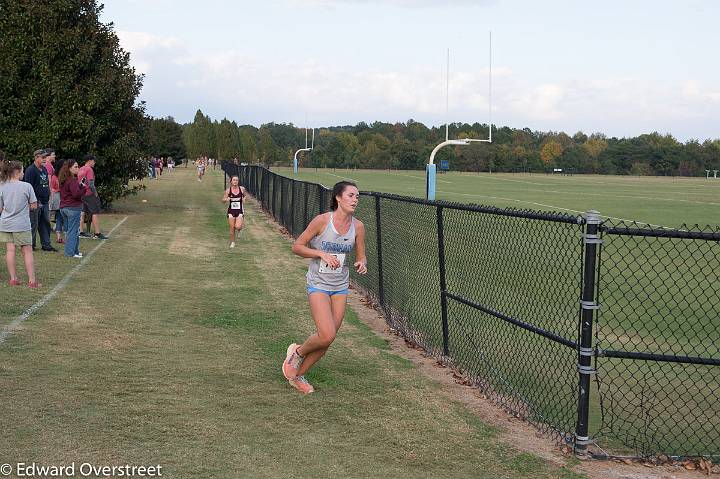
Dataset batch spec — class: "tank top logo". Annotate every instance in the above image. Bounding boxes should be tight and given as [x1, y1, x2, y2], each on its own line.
[321, 241, 353, 254]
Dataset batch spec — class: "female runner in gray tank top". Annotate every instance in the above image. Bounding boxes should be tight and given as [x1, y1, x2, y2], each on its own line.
[282, 181, 367, 394]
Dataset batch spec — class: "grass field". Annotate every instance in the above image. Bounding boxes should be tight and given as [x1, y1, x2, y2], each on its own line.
[274, 167, 720, 228]
[0, 168, 583, 478]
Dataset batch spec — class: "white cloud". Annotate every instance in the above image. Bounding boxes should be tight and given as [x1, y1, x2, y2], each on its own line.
[116, 30, 183, 74]
[120, 32, 719, 139]
[286, 0, 492, 7]
[117, 31, 182, 51]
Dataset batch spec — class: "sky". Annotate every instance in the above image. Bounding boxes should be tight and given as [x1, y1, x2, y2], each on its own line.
[102, 0, 720, 142]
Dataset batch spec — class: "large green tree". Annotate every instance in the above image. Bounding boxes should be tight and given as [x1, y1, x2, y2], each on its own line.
[146, 116, 186, 160]
[183, 109, 215, 158]
[0, 0, 147, 204]
[215, 118, 241, 160]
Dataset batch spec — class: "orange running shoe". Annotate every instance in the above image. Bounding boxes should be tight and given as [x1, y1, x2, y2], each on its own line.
[288, 376, 314, 394]
[282, 343, 303, 379]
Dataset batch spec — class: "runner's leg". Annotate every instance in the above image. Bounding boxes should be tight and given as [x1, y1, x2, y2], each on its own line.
[296, 293, 347, 376]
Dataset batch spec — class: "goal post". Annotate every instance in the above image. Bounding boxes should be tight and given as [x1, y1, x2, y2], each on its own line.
[426, 32, 493, 200]
[293, 127, 314, 175]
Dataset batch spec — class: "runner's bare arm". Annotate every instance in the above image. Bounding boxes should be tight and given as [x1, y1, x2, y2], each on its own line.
[292, 213, 339, 267]
[354, 220, 367, 274]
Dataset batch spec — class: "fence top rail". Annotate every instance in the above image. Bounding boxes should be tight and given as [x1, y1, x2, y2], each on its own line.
[361, 190, 584, 225]
[221, 162, 330, 189]
[229, 163, 584, 224]
[599, 348, 720, 366]
[601, 222, 720, 241]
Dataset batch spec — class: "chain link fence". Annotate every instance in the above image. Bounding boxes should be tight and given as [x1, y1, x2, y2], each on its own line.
[223, 162, 719, 459]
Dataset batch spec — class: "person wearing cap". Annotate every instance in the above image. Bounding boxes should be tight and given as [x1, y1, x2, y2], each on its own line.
[23, 149, 56, 252]
[78, 154, 106, 240]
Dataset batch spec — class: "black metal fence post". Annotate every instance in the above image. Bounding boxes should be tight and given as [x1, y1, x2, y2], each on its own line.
[575, 210, 601, 456]
[303, 184, 309, 230]
[436, 205, 450, 356]
[375, 195, 385, 308]
[263, 170, 268, 207]
[290, 179, 296, 236]
[280, 178, 286, 227]
[273, 176, 278, 218]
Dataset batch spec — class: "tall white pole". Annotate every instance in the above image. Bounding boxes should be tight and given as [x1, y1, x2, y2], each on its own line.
[489, 31, 492, 143]
[446, 48, 450, 142]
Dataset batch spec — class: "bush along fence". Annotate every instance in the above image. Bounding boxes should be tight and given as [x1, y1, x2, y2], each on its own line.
[223, 162, 719, 459]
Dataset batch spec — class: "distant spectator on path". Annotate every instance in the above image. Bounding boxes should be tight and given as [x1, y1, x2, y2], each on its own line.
[23, 149, 55, 252]
[1, 160, 40, 288]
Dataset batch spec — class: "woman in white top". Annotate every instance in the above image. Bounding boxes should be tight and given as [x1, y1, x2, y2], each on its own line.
[282, 181, 368, 394]
[0, 160, 40, 288]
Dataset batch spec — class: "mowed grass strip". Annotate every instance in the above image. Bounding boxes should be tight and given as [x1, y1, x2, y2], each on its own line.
[0, 168, 582, 479]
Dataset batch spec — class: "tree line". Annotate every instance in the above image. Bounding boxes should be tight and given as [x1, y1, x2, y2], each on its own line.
[180, 109, 720, 176]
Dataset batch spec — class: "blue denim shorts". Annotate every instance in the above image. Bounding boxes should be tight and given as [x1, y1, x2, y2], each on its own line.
[307, 286, 349, 296]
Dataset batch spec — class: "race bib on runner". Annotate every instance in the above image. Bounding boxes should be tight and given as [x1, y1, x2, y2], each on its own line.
[318, 253, 346, 274]
[230, 201, 241, 209]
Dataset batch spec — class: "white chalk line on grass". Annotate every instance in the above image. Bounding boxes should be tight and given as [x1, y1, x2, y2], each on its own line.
[392, 172, 454, 184]
[0, 216, 128, 345]
[394, 183, 679, 229]
[326, 172, 360, 182]
[450, 192, 686, 229]
[468, 175, 720, 198]
[515, 189, 720, 207]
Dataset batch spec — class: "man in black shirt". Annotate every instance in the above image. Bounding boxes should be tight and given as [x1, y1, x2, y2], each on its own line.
[23, 149, 56, 251]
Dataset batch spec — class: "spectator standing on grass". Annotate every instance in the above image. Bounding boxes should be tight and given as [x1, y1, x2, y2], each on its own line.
[23, 149, 56, 252]
[0, 160, 40, 288]
[45, 150, 64, 244]
[282, 181, 368, 394]
[78, 155, 107, 240]
[59, 160, 86, 258]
